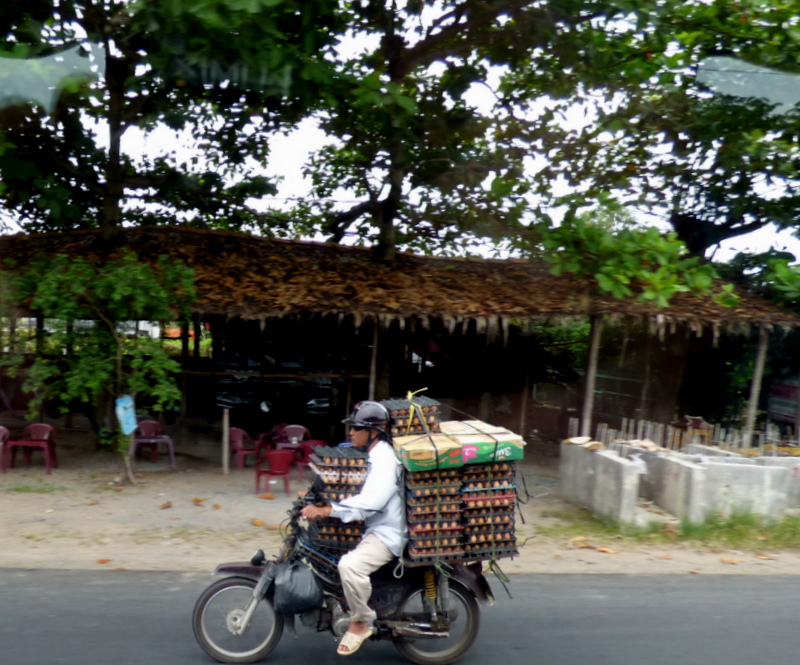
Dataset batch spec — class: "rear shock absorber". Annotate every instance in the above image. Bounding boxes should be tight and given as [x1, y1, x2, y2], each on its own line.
[424, 569, 438, 621]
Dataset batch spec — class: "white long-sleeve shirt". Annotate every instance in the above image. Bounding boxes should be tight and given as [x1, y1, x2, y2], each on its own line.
[330, 440, 407, 557]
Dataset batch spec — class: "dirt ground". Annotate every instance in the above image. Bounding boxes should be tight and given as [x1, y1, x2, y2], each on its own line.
[3, 426, 800, 576]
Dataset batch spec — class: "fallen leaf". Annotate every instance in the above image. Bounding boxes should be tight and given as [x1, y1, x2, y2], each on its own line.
[575, 542, 595, 550]
[87, 500, 99, 506]
[258, 492, 276, 500]
[757, 534, 768, 541]
[114, 567, 127, 571]
[43, 509, 54, 514]
[720, 558, 741, 565]
[596, 547, 618, 554]
[251, 518, 265, 527]
[193, 497, 207, 506]
[213, 504, 221, 510]
[96, 559, 112, 564]
[755, 553, 776, 560]
[569, 536, 588, 543]
[689, 570, 701, 574]
[160, 501, 173, 510]
[168, 517, 181, 521]
[658, 555, 672, 560]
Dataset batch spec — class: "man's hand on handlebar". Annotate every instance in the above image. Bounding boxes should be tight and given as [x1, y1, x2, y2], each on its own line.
[301, 504, 332, 521]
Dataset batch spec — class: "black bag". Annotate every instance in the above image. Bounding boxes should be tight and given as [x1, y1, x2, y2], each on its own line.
[272, 559, 324, 614]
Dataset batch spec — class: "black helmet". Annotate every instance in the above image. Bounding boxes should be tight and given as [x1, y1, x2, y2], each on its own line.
[343, 400, 390, 433]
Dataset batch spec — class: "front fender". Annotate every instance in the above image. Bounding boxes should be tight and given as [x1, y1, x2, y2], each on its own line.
[213, 560, 275, 582]
[450, 562, 495, 607]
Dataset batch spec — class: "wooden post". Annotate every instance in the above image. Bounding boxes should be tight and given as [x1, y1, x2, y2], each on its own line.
[222, 407, 230, 476]
[743, 326, 769, 448]
[580, 315, 603, 438]
[368, 323, 378, 401]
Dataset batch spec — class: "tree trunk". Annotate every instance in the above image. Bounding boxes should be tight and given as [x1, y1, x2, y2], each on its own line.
[743, 326, 769, 448]
[580, 315, 603, 438]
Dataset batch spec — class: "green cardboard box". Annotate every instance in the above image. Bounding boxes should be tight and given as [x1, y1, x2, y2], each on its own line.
[439, 420, 525, 464]
[393, 433, 463, 472]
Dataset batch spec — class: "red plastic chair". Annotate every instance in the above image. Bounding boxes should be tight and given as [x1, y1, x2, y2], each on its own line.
[254, 449, 295, 496]
[229, 427, 259, 469]
[0, 426, 9, 473]
[4, 423, 58, 475]
[255, 423, 288, 452]
[132, 420, 176, 467]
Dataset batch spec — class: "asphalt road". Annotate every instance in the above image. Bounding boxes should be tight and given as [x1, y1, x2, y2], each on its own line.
[0, 570, 797, 665]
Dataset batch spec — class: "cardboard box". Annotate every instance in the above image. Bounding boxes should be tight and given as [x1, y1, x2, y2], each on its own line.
[439, 420, 525, 464]
[393, 433, 463, 471]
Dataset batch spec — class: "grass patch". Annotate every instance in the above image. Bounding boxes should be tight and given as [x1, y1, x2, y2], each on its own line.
[534, 508, 800, 551]
[6, 483, 66, 494]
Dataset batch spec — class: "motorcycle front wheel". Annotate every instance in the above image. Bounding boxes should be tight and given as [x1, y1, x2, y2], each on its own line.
[193, 577, 284, 664]
[393, 580, 480, 665]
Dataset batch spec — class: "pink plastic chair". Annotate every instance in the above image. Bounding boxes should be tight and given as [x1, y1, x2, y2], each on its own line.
[254, 449, 295, 496]
[293, 439, 326, 482]
[229, 427, 259, 469]
[132, 420, 176, 467]
[4, 423, 58, 474]
[273, 424, 310, 445]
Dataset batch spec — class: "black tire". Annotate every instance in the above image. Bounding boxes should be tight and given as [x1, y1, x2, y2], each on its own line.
[192, 577, 283, 663]
[393, 580, 480, 665]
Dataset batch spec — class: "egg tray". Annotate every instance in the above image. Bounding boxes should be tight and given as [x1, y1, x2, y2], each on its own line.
[310, 448, 368, 468]
[407, 504, 462, 519]
[406, 493, 462, 509]
[461, 492, 516, 509]
[463, 512, 515, 528]
[406, 546, 465, 562]
[463, 543, 517, 558]
[307, 533, 363, 550]
[406, 474, 460, 488]
[407, 468, 460, 483]
[310, 463, 368, 485]
[406, 483, 462, 499]
[409, 533, 462, 548]
[462, 523, 514, 536]
[408, 519, 463, 535]
[322, 489, 361, 501]
[462, 480, 515, 493]
[381, 396, 441, 417]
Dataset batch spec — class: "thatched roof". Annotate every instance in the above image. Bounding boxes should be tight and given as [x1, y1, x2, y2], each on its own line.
[1, 226, 799, 336]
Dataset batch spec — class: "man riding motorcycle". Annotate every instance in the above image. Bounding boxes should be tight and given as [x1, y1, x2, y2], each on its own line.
[300, 400, 408, 656]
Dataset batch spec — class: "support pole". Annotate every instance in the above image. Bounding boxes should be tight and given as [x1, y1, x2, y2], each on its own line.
[222, 407, 230, 476]
[368, 323, 378, 400]
[743, 326, 769, 448]
[580, 315, 603, 438]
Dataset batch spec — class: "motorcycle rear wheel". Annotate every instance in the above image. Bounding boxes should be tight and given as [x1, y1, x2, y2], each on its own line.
[393, 580, 480, 665]
[193, 577, 283, 664]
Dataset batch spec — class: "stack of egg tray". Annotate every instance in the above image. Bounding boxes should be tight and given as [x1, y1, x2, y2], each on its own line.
[306, 517, 365, 557]
[405, 468, 464, 561]
[381, 396, 442, 437]
[461, 461, 518, 559]
[309, 445, 368, 502]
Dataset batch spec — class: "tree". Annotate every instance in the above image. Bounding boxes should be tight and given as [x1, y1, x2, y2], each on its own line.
[1, 251, 196, 483]
[0, 0, 344, 238]
[521, 0, 800, 257]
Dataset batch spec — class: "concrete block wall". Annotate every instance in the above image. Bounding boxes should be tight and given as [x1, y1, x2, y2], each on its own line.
[647, 455, 706, 523]
[755, 458, 800, 508]
[701, 462, 789, 519]
[592, 450, 640, 523]
[559, 443, 640, 523]
[560, 442, 797, 525]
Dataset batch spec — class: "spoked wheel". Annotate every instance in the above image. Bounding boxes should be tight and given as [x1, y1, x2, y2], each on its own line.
[393, 580, 480, 665]
[193, 577, 283, 663]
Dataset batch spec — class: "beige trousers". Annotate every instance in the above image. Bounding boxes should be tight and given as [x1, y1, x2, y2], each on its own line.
[338, 532, 394, 624]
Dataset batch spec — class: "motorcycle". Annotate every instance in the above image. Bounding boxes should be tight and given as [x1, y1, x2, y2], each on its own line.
[192, 492, 496, 665]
